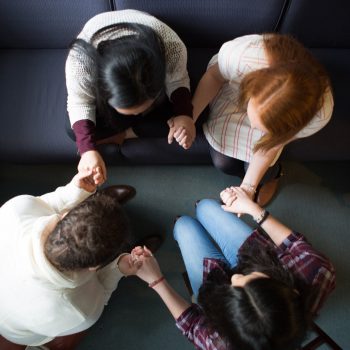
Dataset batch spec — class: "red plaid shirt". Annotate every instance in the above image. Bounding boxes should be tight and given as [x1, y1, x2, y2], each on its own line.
[175, 230, 336, 350]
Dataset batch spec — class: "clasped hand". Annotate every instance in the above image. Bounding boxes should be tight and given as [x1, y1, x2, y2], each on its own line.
[78, 150, 107, 186]
[167, 115, 196, 149]
[117, 246, 162, 284]
[72, 167, 103, 193]
[220, 186, 259, 217]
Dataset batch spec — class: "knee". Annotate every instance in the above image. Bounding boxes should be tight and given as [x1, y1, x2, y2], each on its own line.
[210, 150, 244, 177]
[173, 215, 196, 242]
[196, 198, 221, 218]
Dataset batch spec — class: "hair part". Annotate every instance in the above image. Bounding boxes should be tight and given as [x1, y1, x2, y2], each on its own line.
[239, 34, 331, 153]
[69, 23, 166, 118]
[197, 242, 313, 350]
[44, 192, 131, 271]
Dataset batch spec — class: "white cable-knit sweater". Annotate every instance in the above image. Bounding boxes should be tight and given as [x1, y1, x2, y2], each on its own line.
[0, 183, 125, 346]
[66, 9, 190, 127]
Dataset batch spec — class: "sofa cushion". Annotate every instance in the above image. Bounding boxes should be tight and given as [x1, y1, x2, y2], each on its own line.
[283, 48, 350, 161]
[114, 0, 288, 47]
[0, 0, 112, 49]
[278, 0, 350, 160]
[0, 49, 78, 163]
[279, 0, 350, 48]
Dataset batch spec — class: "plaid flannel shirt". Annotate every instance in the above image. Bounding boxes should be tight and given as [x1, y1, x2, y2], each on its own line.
[175, 230, 336, 350]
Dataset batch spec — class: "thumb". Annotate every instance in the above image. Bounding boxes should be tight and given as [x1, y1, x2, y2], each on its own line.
[221, 205, 229, 212]
[167, 118, 174, 128]
[168, 127, 175, 144]
[143, 246, 153, 257]
[78, 168, 93, 179]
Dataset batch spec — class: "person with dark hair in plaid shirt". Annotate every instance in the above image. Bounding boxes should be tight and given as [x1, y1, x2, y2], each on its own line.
[133, 187, 335, 350]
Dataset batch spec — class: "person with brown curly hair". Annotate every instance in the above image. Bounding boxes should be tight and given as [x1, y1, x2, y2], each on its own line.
[0, 169, 148, 350]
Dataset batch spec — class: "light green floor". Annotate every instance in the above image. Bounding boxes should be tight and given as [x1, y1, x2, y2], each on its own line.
[1, 161, 349, 349]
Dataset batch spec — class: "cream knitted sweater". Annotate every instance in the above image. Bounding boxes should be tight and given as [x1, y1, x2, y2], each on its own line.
[66, 9, 190, 126]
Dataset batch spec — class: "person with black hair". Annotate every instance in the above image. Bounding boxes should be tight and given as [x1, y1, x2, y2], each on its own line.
[133, 188, 335, 350]
[66, 10, 195, 184]
[0, 169, 148, 350]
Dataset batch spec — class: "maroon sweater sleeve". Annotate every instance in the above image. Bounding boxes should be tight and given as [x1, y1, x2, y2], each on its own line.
[170, 87, 193, 118]
[72, 119, 97, 155]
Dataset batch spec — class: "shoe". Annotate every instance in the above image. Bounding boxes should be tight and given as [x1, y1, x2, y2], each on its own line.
[174, 215, 181, 224]
[255, 164, 284, 207]
[133, 234, 164, 254]
[99, 185, 136, 205]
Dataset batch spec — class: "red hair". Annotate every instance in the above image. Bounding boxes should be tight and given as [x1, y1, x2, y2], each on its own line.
[239, 34, 331, 153]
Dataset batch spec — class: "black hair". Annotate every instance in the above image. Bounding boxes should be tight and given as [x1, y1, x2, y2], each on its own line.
[69, 23, 166, 117]
[44, 192, 131, 271]
[197, 240, 314, 350]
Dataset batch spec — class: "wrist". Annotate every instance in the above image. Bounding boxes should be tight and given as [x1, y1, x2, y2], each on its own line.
[240, 182, 257, 195]
[148, 276, 165, 288]
[249, 204, 263, 218]
[116, 253, 132, 275]
[253, 208, 270, 225]
[82, 149, 99, 156]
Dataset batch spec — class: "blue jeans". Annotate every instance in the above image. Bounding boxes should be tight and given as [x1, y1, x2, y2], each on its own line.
[173, 199, 253, 297]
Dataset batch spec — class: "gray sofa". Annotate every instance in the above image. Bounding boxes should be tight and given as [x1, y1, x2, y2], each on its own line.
[1, 0, 349, 165]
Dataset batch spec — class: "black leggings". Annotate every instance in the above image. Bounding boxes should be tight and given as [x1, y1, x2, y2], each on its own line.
[209, 146, 281, 184]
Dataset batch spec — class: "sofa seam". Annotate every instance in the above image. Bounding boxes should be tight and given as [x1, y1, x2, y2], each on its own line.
[274, 0, 292, 32]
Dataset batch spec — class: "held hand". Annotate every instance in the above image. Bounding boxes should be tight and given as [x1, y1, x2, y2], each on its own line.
[167, 115, 196, 150]
[134, 246, 163, 284]
[220, 187, 236, 205]
[78, 150, 107, 185]
[221, 187, 261, 216]
[117, 254, 142, 276]
[72, 168, 100, 193]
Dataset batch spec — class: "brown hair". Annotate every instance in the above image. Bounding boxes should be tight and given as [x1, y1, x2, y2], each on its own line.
[44, 192, 131, 271]
[239, 34, 331, 153]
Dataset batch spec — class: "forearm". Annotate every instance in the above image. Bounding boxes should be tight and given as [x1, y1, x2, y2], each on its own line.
[242, 147, 282, 189]
[152, 280, 191, 319]
[192, 64, 226, 122]
[38, 182, 92, 214]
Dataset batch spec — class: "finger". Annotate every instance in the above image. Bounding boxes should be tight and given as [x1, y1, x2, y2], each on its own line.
[226, 196, 233, 207]
[226, 196, 236, 207]
[93, 172, 103, 184]
[220, 191, 230, 202]
[175, 129, 186, 142]
[135, 261, 143, 269]
[131, 247, 144, 256]
[181, 142, 189, 150]
[174, 127, 184, 138]
[179, 135, 189, 147]
[143, 246, 154, 257]
[220, 190, 227, 198]
[233, 187, 244, 194]
[79, 168, 93, 178]
[221, 205, 231, 212]
[131, 252, 141, 263]
[99, 163, 107, 182]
